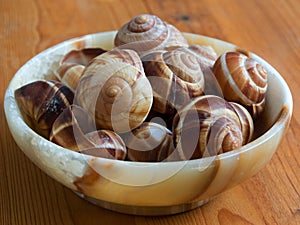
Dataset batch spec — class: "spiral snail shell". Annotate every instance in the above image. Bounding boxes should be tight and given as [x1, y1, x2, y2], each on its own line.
[57, 48, 106, 91]
[181, 45, 218, 70]
[14, 80, 74, 138]
[142, 48, 205, 117]
[212, 52, 268, 118]
[124, 122, 174, 162]
[75, 48, 153, 133]
[176, 45, 222, 96]
[114, 14, 188, 56]
[173, 95, 245, 160]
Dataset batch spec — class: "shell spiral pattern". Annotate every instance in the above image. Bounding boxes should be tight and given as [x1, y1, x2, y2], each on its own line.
[212, 52, 268, 118]
[142, 48, 205, 117]
[114, 14, 188, 56]
[172, 95, 244, 160]
[74, 48, 153, 133]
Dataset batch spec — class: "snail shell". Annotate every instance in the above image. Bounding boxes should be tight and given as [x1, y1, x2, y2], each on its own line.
[245, 97, 266, 120]
[80, 130, 127, 160]
[75, 48, 153, 133]
[14, 80, 74, 138]
[114, 14, 188, 56]
[142, 48, 205, 117]
[124, 122, 174, 162]
[229, 102, 254, 144]
[212, 52, 268, 118]
[57, 48, 106, 91]
[49, 106, 126, 159]
[178, 45, 222, 96]
[49, 105, 96, 151]
[173, 95, 244, 160]
[184, 45, 218, 70]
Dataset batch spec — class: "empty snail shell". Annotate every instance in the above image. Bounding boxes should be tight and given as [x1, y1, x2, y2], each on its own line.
[75, 48, 153, 133]
[142, 48, 205, 117]
[183, 45, 218, 70]
[49, 106, 126, 159]
[177, 45, 222, 96]
[173, 95, 244, 160]
[124, 122, 174, 162]
[212, 52, 268, 118]
[229, 102, 254, 145]
[57, 48, 106, 91]
[50, 105, 96, 151]
[14, 80, 74, 138]
[80, 130, 127, 160]
[114, 14, 188, 56]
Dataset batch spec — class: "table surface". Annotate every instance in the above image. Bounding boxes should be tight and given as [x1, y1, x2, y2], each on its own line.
[1, 0, 299, 224]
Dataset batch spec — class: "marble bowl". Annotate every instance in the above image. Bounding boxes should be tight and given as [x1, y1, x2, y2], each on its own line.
[4, 31, 293, 215]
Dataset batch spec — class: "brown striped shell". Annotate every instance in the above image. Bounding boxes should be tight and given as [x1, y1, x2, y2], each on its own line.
[57, 48, 106, 91]
[49, 105, 95, 151]
[142, 48, 205, 117]
[114, 14, 188, 56]
[172, 95, 244, 160]
[74, 48, 153, 133]
[124, 122, 175, 162]
[14, 80, 74, 138]
[229, 102, 254, 145]
[49, 105, 126, 159]
[177, 45, 223, 96]
[183, 45, 218, 70]
[212, 52, 268, 118]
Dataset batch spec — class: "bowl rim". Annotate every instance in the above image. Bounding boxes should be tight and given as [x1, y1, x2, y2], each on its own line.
[4, 31, 293, 167]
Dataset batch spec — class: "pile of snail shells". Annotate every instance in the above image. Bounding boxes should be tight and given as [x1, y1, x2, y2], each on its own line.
[14, 14, 268, 162]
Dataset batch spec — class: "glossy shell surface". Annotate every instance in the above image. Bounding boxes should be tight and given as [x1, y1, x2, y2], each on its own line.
[4, 31, 293, 216]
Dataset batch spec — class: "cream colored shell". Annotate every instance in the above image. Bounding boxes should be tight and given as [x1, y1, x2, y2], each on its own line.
[75, 48, 153, 133]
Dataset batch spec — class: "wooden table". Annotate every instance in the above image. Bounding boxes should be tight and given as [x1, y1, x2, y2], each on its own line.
[1, 0, 299, 224]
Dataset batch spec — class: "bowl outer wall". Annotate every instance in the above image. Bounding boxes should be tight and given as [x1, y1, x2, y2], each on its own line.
[4, 31, 293, 207]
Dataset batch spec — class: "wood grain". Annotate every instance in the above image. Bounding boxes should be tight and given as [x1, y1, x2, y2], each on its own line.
[1, 0, 299, 224]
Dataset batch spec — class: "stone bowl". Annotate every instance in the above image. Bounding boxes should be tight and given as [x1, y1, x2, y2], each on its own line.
[4, 31, 293, 215]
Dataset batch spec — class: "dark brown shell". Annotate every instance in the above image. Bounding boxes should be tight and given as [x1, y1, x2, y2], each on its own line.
[14, 80, 74, 138]
[49, 105, 95, 151]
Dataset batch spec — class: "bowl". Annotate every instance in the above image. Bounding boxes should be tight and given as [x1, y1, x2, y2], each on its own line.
[4, 31, 293, 216]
